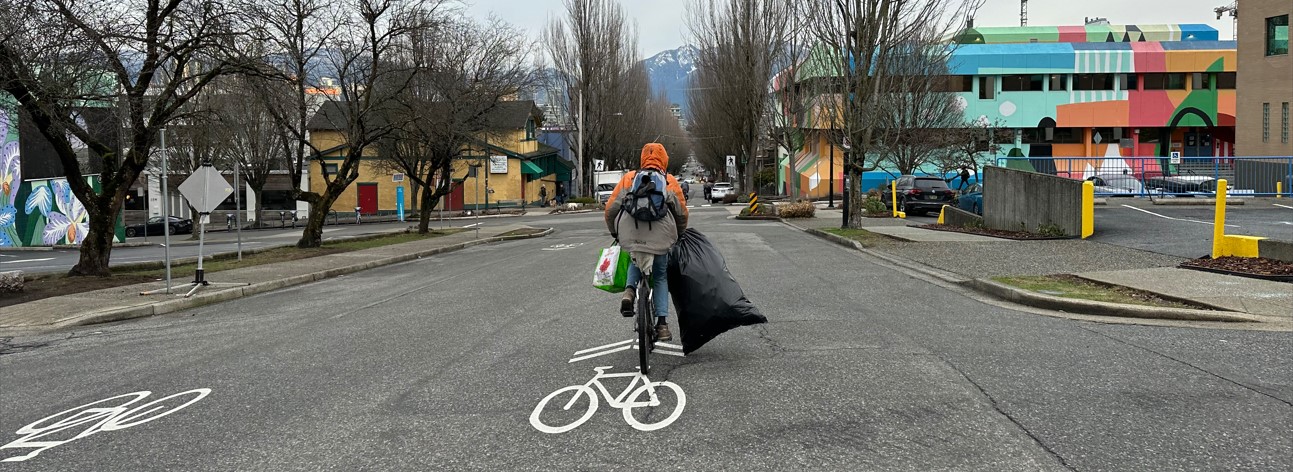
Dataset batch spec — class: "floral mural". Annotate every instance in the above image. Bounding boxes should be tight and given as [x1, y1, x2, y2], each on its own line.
[0, 106, 120, 247]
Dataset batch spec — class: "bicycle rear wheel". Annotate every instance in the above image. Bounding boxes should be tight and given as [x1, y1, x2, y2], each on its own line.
[636, 284, 653, 374]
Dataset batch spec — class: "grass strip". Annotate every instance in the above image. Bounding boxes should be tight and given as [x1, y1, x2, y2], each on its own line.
[991, 275, 1198, 309]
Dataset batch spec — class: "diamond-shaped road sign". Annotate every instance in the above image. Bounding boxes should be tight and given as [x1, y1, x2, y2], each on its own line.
[177, 166, 233, 213]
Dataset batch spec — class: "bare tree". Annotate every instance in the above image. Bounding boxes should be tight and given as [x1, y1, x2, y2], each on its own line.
[378, 13, 536, 234]
[805, 0, 982, 228]
[212, 73, 288, 227]
[252, 0, 441, 248]
[872, 42, 965, 176]
[0, 0, 250, 275]
[686, 0, 791, 193]
[768, 3, 813, 198]
[543, 0, 651, 195]
[938, 117, 1012, 182]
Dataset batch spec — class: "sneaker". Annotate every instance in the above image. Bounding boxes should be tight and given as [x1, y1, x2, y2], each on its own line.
[654, 321, 672, 342]
[620, 288, 636, 317]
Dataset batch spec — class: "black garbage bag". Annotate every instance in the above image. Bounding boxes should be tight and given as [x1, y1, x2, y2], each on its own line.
[667, 228, 767, 354]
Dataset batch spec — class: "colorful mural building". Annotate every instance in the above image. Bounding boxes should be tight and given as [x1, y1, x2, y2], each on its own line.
[778, 24, 1238, 198]
[307, 100, 571, 215]
[1, 100, 123, 248]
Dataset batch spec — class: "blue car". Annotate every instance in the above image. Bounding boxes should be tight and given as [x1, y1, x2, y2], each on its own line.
[956, 183, 983, 216]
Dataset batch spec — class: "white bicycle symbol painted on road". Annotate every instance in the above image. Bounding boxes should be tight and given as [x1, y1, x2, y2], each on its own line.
[1, 389, 211, 462]
[530, 366, 685, 434]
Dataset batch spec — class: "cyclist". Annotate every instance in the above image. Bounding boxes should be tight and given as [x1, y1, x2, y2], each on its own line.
[605, 143, 689, 341]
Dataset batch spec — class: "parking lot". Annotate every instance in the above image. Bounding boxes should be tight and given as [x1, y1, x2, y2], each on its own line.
[1090, 199, 1293, 258]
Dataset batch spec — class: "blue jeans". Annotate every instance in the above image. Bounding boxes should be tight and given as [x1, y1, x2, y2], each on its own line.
[626, 253, 670, 320]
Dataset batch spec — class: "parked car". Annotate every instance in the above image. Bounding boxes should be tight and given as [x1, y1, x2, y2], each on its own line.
[710, 182, 734, 203]
[595, 183, 617, 204]
[882, 175, 956, 216]
[125, 216, 193, 238]
[1142, 176, 1225, 196]
[956, 183, 984, 216]
[1086, 175, 1146, 196]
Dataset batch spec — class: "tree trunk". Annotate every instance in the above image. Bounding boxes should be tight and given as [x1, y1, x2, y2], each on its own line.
[416, 182, 435, 234]
[68, 197, 117, 277]
[296, 194, 336, 248]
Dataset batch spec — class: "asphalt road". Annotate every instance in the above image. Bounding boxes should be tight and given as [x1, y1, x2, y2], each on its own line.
[2, 206, 1290, 470]
[1091, 200, 1293, 258]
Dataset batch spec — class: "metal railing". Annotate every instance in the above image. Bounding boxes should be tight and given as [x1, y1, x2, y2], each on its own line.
[995, 156, 1293, 197]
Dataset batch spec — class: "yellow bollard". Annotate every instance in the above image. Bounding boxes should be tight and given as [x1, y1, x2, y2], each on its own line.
[937, 205, 946, 224]
[1279, 181, 1284, 198]
[1211, 179, 1228, 258]
[890, 181, 906, 218]
[1081, 181, 1095, 239]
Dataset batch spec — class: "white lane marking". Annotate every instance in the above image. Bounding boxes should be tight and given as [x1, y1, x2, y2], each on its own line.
[0, 258, 54, 264]
[568, 345, 633, 363]
[530, 368, 685, 433]
[573, 339, 634, 356]
[1, 389, 212, 462]
[542, 243, 584, 251]
[1120, 205, 1238, 227]
[1275, 204, 1293, 210]
[461, 223, 482, 228]
[0, 254, 14, 258]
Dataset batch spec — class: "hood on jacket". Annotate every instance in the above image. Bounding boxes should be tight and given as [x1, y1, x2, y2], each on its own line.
[639, 143, 669, 171]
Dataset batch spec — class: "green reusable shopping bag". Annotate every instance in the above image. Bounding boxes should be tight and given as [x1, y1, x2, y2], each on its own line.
[593, 244, 631, 293]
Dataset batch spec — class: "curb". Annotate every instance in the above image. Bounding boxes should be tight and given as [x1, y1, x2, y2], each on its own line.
[786, 221, 1262, 323]
[7, 228, 556, 334]
[962, 279, 1258, 323]
[54, 242, 153, 249]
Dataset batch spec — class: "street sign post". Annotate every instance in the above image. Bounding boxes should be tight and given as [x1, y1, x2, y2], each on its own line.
[169, 164, 242, 297]
[396, 186, 405, 222]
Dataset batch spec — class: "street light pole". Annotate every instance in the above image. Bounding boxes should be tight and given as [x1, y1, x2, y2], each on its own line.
[828, 132, 836, 208]
[577, 88, 584, 196]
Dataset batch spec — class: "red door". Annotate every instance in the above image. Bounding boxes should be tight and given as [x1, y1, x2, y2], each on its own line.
[357, 183, 378, 215]
[447, 184, 465, 211]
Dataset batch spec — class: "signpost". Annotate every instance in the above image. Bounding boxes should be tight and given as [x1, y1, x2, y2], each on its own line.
[170, 163, 238, 297]
[396, 186, 405, 222]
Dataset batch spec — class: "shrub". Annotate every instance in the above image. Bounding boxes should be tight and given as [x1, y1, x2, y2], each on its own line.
[722, 194, 739, 204]
[569, 197, 597, 204]
[863, 197, 887, 215]
[777, 201, 816, 218]
[1037, 222, 1068, 237]
[739, 205, 775, 217]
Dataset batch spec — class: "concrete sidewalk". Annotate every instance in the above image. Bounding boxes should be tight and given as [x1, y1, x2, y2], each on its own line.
[0, 224, 549, 335]
[784, 212, 1290, 324]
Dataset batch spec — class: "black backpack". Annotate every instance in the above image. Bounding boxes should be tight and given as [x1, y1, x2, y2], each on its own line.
[621, 170, 671, 225]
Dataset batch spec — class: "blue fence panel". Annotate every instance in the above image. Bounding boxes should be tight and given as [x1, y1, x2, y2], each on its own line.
[994, 156, 1293, 197]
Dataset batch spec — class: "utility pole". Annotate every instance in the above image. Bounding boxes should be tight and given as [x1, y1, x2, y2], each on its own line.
[1021, 0, 1028, 27]
[577, 88, 585, 196]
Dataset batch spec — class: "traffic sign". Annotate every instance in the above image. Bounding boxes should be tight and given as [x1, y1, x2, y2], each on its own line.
[177, 166, 232, 213]
[1169, 151, 1182, 164]
[726, 155, 736, 167]
[594, 159, 605, 171]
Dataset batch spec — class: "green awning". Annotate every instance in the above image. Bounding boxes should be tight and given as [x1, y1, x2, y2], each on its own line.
[521, 160, 545, 176]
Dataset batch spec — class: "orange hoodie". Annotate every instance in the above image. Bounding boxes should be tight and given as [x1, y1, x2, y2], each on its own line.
[604, 143, 689, 251]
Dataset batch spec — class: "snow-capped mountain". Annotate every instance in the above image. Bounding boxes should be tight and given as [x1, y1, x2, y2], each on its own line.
[643, 45, 698, 112]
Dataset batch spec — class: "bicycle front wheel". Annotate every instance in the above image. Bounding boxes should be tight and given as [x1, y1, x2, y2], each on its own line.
[530, 385, 597, 434]
[637, 284, 653, 374]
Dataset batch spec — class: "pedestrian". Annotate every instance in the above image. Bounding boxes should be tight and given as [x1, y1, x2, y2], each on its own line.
[539, 185, 549, 207]
[956, 166, 972, 191]
[556, 183, 566, 205]
[704, 180, 713, 201]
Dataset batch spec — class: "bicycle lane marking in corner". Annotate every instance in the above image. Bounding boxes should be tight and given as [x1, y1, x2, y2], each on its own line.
[0, 388, 213, 463]
[529, 341, 687, 434]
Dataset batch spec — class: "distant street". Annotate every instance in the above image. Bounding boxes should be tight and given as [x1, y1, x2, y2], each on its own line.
[2, 205, 1290, 470]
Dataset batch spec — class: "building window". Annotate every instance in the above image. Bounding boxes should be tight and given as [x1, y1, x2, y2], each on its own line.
[1119, 74, 1138, 91]
[1141, 73, 1186, 90]
[978, 76, 995, 99]
[1268, 15, 1289, 56]
[324, 163, 339, 175]
[938, 76, 973, 92]
[1191, 73, 1212, 90]
[1091, 127, 1121, 144]
[1048, 74, 1067, 91]
[1283, 102, 1290, 144]
[1215, 72, 1237, 89]
[1263, 103, 1270, 143]
[1051, 128, 1082, 144]
[1072, 74, 1114, 90]
[525, 119, 536, 140]
[1001, 74, 1044, 91]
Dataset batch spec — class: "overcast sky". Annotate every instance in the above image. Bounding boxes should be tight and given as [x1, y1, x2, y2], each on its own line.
[465, 0, 1236, 58]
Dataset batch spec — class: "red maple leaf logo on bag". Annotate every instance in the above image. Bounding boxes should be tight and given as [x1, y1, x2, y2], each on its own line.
[599, 258, 612, 272]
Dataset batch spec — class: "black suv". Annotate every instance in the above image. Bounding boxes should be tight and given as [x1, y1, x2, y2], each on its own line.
[882, 175, 956, 216]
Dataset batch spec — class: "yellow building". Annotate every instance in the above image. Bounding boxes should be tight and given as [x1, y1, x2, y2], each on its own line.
[307, 100, 571, 214]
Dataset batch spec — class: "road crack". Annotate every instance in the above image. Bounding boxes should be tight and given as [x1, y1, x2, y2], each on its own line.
[1078, 325, 1293, 408]
[938, 355, 1078, 471]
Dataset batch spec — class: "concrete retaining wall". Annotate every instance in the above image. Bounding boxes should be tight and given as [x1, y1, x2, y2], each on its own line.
[943, 206, 983, 227]
[1258, 239, 1293, 263]
[983, 166, 1082, 236]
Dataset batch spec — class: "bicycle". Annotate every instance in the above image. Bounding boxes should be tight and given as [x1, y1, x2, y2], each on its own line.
[625, 253, 659, 374]
[530, 366, 685, 434]
[1, 389, 211, 462]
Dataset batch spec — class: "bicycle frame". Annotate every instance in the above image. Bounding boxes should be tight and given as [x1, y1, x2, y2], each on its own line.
[562, 367, 662, 410]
